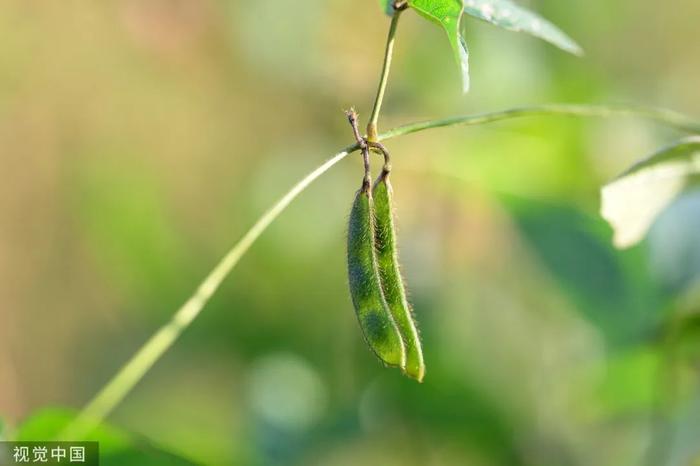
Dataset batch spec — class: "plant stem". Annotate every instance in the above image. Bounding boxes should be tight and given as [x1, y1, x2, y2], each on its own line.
[367, 5, 405, 142]
[379, 104, 700, 139]
[62, 103, 699, 440]
[346, 109, 372, 189]
[59, 146, 354, 440]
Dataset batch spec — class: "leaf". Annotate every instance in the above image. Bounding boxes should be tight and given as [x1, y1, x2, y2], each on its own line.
[648, 190, 700, 292]
[462, 0, 583, 56]
[601, 137, 700, 249]
[504, 196, 665, 346]
[379, 0, 394, 15]
[15, 408, 201, 466]
[408, 0, 470, 92]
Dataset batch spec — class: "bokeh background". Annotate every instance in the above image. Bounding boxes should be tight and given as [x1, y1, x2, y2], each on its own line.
[1, 0, 700, 465]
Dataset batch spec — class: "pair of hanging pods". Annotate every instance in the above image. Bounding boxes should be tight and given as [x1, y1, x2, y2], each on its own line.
[347, 165, 425, 382]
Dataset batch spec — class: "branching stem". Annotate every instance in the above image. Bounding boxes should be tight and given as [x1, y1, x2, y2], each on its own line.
[346, 109, 372, 190]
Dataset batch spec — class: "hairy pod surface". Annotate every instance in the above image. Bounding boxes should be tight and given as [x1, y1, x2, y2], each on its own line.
[347, 184, 406, 368]
[373, 172, 425, 382]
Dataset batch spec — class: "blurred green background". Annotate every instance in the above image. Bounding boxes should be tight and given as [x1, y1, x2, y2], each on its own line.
[1, 0, 699, 465]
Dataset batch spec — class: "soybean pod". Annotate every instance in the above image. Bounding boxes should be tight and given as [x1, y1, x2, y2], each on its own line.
[347, 179, 406, 368]
[373, 166, 425, 382]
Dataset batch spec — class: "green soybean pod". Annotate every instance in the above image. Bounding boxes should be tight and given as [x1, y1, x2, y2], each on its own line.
[347, 182, 406, 368]
[373, 171, 425, 382]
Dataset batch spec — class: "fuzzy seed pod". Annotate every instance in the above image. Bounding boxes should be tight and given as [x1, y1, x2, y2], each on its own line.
[373, 172, 425, 382]
[347, 182, 406, 368]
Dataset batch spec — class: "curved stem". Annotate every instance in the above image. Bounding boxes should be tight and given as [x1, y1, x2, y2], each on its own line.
[367, 6, 404, 142]
[62, 103, 699, 439]
[60, 146, 354, 440]
[379, 104, 700, 139]
[367, 141, 392, 172]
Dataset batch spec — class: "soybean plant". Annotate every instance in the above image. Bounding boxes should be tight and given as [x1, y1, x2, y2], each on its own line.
[57, 0, 700, 440]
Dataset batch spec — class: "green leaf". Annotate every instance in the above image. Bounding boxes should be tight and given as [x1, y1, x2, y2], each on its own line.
[408, 0, 470, 92]
[601, 137, 700, 248]
[462, 0, 583, 56]
[379, 0, 394, 15]
[504, 196, 665, 346]
[15, 408, 200, 466]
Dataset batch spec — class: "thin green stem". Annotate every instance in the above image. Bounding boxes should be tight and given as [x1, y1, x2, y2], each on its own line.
[379, 104, 700, 140]
[62, 103, 698, 440]
[367, 6, 404, 142]
[60, 145, 354, 440]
